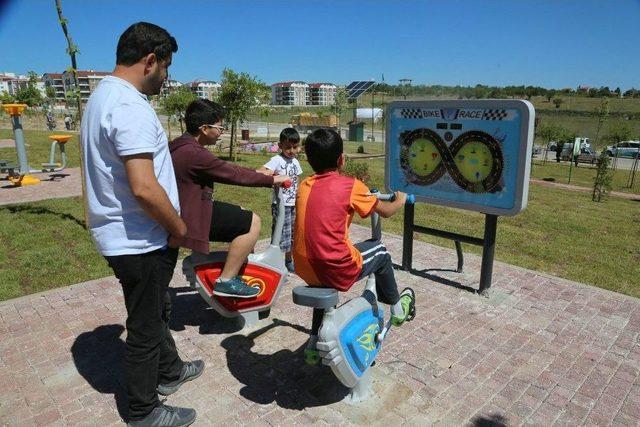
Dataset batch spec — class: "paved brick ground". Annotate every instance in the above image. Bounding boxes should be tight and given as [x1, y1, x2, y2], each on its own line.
[1, 225, 639, 426]
[0, 168, 82, 206]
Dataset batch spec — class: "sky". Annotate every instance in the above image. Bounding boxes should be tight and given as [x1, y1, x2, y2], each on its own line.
[0, 0, 638, 90]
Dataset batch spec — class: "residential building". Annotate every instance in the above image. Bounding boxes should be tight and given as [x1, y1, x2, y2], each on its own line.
[188, 80, 220, 101]
[43, 73, 65, 101]
[271, 81, 309, 106]
[309, 83, 337, 106]
[62, 70, 109, 102]
[161, 79, 184, 97]
[0, 72, 29, 96]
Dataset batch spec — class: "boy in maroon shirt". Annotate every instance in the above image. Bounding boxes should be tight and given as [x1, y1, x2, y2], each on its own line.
[170, 99, 289, 298]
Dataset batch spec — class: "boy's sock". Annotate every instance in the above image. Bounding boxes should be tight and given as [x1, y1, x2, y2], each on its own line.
[390, 300, 404, 318]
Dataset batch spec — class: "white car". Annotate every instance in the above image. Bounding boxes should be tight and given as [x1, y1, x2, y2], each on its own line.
[603, 141, 640, 158]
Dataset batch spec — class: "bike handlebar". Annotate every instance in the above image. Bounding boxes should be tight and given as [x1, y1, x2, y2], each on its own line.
[371, 189, 415, 204]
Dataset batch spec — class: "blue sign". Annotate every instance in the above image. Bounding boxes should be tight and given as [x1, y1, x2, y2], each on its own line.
[385, 100, 534, 216]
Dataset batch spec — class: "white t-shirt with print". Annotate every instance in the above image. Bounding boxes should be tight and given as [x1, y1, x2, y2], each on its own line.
[81, 76, 180, 256]
[263, 154, 302, 206]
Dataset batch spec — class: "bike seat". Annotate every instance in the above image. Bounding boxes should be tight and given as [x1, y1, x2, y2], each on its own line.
[292, 286, 338, 309]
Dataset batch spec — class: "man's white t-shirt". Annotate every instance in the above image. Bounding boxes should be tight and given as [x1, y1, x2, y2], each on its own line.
[263, 154, 302, 206]
[81, 76, 180, 256]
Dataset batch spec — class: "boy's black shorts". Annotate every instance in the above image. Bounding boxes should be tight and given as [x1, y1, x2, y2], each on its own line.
[209, 201, 253, 242]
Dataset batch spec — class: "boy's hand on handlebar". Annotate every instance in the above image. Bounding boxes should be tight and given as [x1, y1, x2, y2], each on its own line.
[394, 191, 407, 205]
[273, 175, 290, 187]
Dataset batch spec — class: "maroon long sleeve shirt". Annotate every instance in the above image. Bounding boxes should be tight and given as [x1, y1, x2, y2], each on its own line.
[170, 133, 274, 253]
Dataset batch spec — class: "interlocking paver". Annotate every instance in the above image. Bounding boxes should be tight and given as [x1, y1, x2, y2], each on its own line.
[1, 224, 639, 426]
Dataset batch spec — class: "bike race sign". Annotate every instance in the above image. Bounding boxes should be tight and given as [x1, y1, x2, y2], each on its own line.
[385, 100, 535, 216]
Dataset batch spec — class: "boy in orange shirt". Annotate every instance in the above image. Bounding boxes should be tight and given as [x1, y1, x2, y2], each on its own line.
[293, 129, 416, 353]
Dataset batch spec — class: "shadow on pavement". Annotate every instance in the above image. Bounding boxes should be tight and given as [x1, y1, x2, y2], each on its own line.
[71, 324, 127, 421]
[221, 319, 349, 409]
[394, 263, 478, 294]
[469, 413, 508, 426]
[168, 286, 247, 334]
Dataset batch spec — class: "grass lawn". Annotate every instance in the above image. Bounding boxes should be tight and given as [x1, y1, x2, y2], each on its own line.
[530, 159, 640, 195]
[1, 150, 638, 302]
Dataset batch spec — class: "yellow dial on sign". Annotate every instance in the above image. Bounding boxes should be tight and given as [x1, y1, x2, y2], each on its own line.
[453, 141, 494, 184]
[408, 138, 441, 176]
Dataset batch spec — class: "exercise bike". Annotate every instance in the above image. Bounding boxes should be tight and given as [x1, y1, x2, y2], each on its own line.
[292, 191, 415, 403]
[182, 180, 292, 328]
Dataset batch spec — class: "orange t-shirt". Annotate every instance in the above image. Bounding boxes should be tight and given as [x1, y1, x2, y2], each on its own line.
[293, 171, 378, 291]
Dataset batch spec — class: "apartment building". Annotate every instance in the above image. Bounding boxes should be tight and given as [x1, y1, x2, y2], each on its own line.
[271, 81, 309, 106]
[42, 73, 66, 101]
[308, 83, 337, 106]
[160, 79, 184, 98]
[62, 70, 109, 102]
[1, 72, 29, 96]
[189, 80, 221, 100]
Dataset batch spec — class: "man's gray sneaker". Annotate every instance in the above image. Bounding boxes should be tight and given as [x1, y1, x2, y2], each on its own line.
[127, 404, 196, 427]
[213, 276, 259, 298]
[157, 360, 205, 396]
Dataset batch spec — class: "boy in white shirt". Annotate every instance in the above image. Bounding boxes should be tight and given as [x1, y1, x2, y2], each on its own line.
[258, 128, 303, 272]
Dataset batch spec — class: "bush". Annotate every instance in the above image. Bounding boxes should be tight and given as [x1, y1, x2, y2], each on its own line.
[592, 154, 613, 202]
[341, 158, 370, 184]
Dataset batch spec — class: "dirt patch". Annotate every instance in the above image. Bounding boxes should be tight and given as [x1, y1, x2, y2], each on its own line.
[0, 139, 16, 148]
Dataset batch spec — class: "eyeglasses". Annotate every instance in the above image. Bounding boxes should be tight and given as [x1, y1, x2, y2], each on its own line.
[201, 124, 226, 132]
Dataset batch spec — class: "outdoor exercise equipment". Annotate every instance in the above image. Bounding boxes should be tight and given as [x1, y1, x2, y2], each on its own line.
[42, 134, 70, 173]
[1, 104, 40, 186]
[292, 191, 416, 403]
[182, 179, 293, 327]
[385, 100, 534, 293]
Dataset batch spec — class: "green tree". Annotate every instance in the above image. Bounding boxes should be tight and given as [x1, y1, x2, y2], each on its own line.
[0, 91, 14, 104]
[259, 106, 273, 139]
[545, 89, 556, 102]
[592, 155, 613, 202]
[15, 71, 44, 106]
[537, 124, 562, 164]
[219, 68, 265, 160]
[45, 85, 56, 102]
[593, 97, 610, 149]
[552, 97, 564, 109]
[333, 87, 349, 132]
[161, 85, 196, 135]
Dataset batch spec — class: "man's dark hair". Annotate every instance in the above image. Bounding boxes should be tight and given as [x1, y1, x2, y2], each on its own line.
[304, 129, 343, 173]
[279, 128, 300, 144]
[116, 22, 178, 65]
[185, 99, 226, 135]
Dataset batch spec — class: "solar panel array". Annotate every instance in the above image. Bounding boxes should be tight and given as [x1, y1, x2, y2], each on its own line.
[346, 80, 375, 101]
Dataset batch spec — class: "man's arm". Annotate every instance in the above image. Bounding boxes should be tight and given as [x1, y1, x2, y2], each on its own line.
[374, 191, 407, 218]
[124, 154, 187, 246]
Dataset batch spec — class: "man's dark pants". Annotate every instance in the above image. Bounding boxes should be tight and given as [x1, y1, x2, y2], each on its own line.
[105, 247, 183, 420]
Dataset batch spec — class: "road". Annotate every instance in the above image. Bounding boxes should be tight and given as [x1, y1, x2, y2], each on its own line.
[535, 150, 638, 171]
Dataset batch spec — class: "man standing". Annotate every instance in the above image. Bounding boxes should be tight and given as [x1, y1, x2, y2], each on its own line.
[81, 22, 202, 427]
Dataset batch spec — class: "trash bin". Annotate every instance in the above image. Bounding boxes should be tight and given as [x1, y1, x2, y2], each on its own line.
[348, 122, 364, 142]
[241, 129, 250, 140]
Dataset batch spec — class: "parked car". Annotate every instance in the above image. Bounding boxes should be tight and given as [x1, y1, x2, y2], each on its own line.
[603, 141, 640, 158]
[560, 145, 599, 164]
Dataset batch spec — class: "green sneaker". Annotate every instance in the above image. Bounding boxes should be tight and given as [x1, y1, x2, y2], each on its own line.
[391, 288, 416, 326]
[213, 276, 259, 298]
[304, 348, 320, 365]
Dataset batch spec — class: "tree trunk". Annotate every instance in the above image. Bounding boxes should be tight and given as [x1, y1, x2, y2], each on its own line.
[229, 121, 236, 160]
[55, 0, 89, 229]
